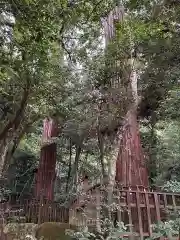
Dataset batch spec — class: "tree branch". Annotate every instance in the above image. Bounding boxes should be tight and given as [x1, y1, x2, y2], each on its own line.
[0, 80, 30, 141]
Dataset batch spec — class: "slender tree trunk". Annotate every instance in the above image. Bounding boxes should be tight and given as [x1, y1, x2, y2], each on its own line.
[0, 143, 9, 178]
[0, 132, 19, 178]
[0, 86, 29, 141]
[72, 145, 82, 190]
[0, 113, 40, 178]
[96, 99, 106, 181]
[97, 127, 106, 180]
[148, 112, 157, 186]
[66, 139, 72, 192]
[106, 130, 122, 214]
[1, 128, 26, 177]
[0, 85, 30, 177]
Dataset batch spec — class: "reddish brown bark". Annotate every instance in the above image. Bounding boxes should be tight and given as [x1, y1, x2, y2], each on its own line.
[115, 109, 149, 188]
[103, 5, 149, 189]
[35, 118, 59, 201]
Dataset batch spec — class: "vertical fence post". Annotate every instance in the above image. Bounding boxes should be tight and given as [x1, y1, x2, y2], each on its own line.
[163, 194, 168, 211]
[38, 197, 42, 225]
[145, 192, 152, 237]
[126, 191, 133, 240]
[117, 190, 122, 222]
[95, 188, 101, 232]
[154, 193, 161, 222]
[172, 194, 177, 212]
[154, 193, 164, 240]
[136, 191, 143, 240]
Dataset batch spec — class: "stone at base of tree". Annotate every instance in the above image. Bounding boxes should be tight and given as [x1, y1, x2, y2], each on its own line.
[35, 222, 78, 240]
[3, 223, 37, 240]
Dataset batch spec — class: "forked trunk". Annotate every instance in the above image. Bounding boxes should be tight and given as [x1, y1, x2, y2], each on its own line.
[103, 5, 149, 189]
[102, 5, 125, 192]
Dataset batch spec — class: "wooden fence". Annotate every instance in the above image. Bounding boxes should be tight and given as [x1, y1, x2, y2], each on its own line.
[113, 190, 180, 238]
[70, 188, 180, 239]
[0, 189, 180, 239]
[0, 199, 69, 224]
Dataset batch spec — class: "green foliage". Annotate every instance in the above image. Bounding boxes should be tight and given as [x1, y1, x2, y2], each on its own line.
[5, 149, 37, 198]
[67, 219, 129, 240]
[142, 119, 180, 186]
[67, 227, 96, 240]
[0, 0, 118, 182]
[162, 180, 180, 193]
[1, 0, 180, 198]
[1, 4, 180, 240]
[149, 220, 180, 239]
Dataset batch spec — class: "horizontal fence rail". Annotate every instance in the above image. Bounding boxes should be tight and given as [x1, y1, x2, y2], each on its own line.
[0, 188, 180, 239]
[70, 188, 180, 239]
[0, 199, 69, 224]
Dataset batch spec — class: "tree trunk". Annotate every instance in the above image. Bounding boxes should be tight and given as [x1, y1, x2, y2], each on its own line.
[115, 109, 149, 188]
[1, 131, 24, 177]
[0, 143, 9, 178]
[35, 117, 59, 201]
[148, 112, 157, 186]
[72, 145, 82, 190]
[66, 139, 72, 192]
[0, 130, 20, 178]
[103, 4, 149, 188]
[115, 64, 149, 189]
[0, 113, 40, 178]
[102, 5, 126, 207]
[106, 130, 122, 215]
[97, 127, 106, 180]
[0, 85, 30, 177]
[0, 86, 29, 141]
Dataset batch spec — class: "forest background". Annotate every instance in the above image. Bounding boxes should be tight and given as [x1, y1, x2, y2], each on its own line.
[1, 0, 180, 201]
